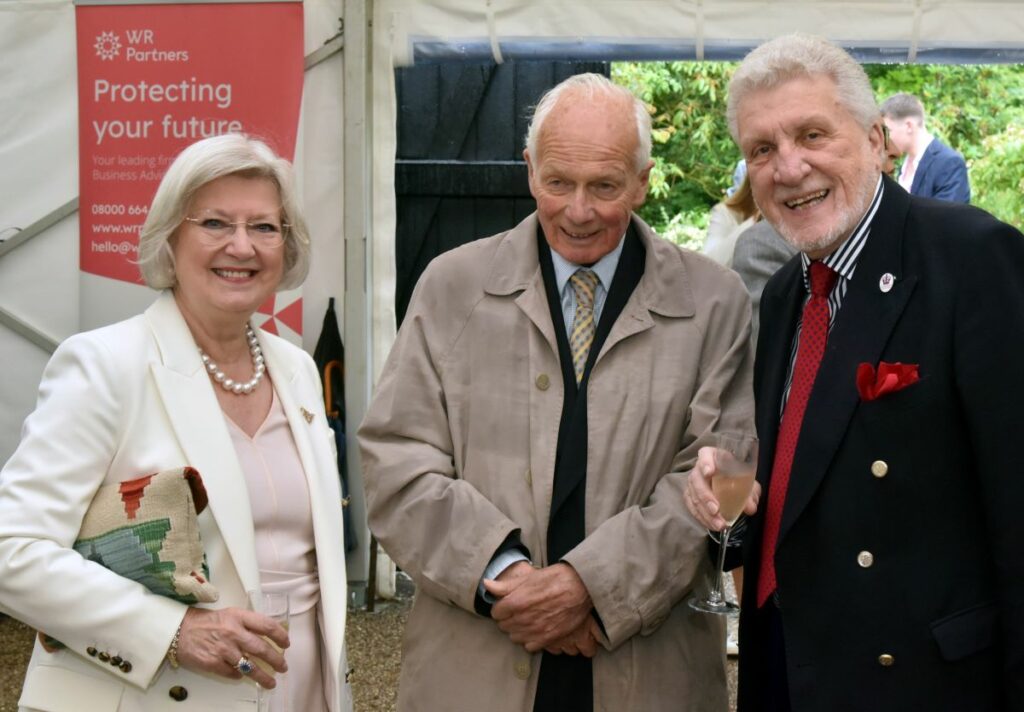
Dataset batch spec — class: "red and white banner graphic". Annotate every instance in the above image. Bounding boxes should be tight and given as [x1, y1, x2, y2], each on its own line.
[75, 3, 304, 291]
[254, 291, 304, 341]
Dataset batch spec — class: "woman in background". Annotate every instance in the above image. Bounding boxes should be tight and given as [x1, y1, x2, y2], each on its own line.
[702, 173, 759, 266]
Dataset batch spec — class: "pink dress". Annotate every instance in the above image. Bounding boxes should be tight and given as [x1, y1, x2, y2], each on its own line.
[227, 391, 329, 712]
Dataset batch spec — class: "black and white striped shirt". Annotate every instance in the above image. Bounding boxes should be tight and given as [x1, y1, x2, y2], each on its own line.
[780, 176, 884, 410]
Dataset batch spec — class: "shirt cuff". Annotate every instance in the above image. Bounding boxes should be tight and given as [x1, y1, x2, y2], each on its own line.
[478, 549, 531, 603]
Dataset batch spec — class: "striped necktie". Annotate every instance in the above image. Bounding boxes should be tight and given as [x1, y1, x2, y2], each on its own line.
[569, 269, 599, 384]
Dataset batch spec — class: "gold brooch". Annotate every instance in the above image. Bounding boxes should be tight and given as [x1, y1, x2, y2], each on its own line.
[300, 407, 314, 423]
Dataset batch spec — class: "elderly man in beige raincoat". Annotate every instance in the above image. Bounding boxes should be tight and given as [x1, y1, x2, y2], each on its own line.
[359, 73, 754, 712]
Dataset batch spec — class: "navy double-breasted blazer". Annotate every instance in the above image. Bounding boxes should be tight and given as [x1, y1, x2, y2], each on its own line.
[738, 175, 1024, 712]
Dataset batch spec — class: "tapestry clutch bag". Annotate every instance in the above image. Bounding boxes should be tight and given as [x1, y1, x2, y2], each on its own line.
[41, 467, 218, 650]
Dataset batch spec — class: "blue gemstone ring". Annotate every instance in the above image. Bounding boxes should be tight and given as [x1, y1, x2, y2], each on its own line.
[235, 656, 256, 675]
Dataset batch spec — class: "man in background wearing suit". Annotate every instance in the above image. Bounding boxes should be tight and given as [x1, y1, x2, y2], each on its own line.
[686, 34, 1024, 711]
[361, 73, 754, 712]
[881, 92, 970, 203]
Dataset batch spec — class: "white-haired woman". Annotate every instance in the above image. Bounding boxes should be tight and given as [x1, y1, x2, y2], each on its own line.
[0, 134, 350, 712]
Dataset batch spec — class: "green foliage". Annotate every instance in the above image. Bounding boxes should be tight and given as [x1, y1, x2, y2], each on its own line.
[868, 63, 1024, 228]
[867, 64, 1024, 162]
[616, 61, 1024, 237]
[971, 118, 1024, 228]
[655, 208, 709, 252]
[612, 61, 741, 242]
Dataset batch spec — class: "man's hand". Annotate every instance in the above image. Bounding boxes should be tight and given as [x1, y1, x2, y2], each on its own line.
[494, 559, 534, 587]
[685, 446, 761, 531]
[544, 615, 603, 658]
[484, 562, 592, 652]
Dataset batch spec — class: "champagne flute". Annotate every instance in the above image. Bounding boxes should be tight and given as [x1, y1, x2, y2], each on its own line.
[689, 434, 758, 614]
[248, 590, 290, 712]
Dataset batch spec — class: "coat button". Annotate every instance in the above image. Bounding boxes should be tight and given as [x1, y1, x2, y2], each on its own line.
[98, 651, 110, 663]
[878, 653, 895, 667]
[168, 685, 189, 701]
[86, 646, 98, 657]
[857, 551, 875, 568]
[110, 655, 123, 666]
[870, 460, 888, 478]
[514, 660, 531, 680]
[535, 374, 550, 391]
[119, 660, 133, 674]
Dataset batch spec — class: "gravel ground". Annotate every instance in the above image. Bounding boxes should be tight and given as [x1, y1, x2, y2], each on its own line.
[2, 591, 738, 712]
[347, 592, 410, 712]
[0, 615, 33, 712]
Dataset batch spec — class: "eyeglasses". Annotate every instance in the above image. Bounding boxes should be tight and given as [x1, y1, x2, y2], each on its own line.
[183, 213, 290, 248]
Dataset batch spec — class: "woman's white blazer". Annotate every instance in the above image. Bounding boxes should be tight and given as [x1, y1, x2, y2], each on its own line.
[0, 291, 349, 711]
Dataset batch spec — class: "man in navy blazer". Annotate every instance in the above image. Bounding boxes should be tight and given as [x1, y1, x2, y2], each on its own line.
[881, 92, 970, 203]
[686, 35, 1023, 712]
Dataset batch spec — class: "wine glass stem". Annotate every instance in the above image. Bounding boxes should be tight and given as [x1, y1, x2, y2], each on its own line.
[709, 525, 733, 606]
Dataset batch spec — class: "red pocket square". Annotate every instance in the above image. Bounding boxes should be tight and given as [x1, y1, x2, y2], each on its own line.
[857, 361, 920, 401]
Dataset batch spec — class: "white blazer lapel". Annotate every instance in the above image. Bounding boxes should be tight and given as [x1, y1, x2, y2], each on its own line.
[260, 334, 347, 688]
[144, 292, 261, 597]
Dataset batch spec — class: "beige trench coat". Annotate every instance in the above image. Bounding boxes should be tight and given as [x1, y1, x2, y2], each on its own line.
[359, 214, 754, 712]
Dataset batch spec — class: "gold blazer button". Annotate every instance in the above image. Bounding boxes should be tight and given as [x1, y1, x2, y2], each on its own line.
[535, 374, 550, 391]
[857, 551, 875, 568]
[514, 660, 531, 680]
[870, 460, 889, 478]
[878, 653, 895, 667]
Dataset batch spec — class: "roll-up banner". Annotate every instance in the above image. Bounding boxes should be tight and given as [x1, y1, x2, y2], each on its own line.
[75, 1, 305, 337]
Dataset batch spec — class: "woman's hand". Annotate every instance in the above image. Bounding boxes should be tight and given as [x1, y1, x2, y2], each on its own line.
[175, 607, 289, 689]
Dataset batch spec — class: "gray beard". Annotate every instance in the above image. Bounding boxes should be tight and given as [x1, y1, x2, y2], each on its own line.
[773, 174, 877, 255]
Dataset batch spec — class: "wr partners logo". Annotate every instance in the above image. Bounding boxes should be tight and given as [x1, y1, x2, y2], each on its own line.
[94, 31, 121, 61]
[93, 28, 189, 63]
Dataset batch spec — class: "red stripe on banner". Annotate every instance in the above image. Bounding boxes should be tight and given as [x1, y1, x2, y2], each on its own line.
[75, 3, 304, 284]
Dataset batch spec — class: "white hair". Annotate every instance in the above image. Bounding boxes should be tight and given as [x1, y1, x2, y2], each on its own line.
[525, 73, 652, 171]
[727, 34, 879, 141]
[137, 133, 310, 290]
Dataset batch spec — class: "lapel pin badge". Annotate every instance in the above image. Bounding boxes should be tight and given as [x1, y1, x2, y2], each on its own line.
[879, 272, 895, 293]
[300, 407, 314, 423]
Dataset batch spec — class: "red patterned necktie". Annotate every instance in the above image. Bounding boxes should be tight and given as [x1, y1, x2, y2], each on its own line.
[757, 261, 839, 607]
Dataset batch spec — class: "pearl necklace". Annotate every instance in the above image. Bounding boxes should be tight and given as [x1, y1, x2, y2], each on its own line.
[198, 324, 266, 395]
